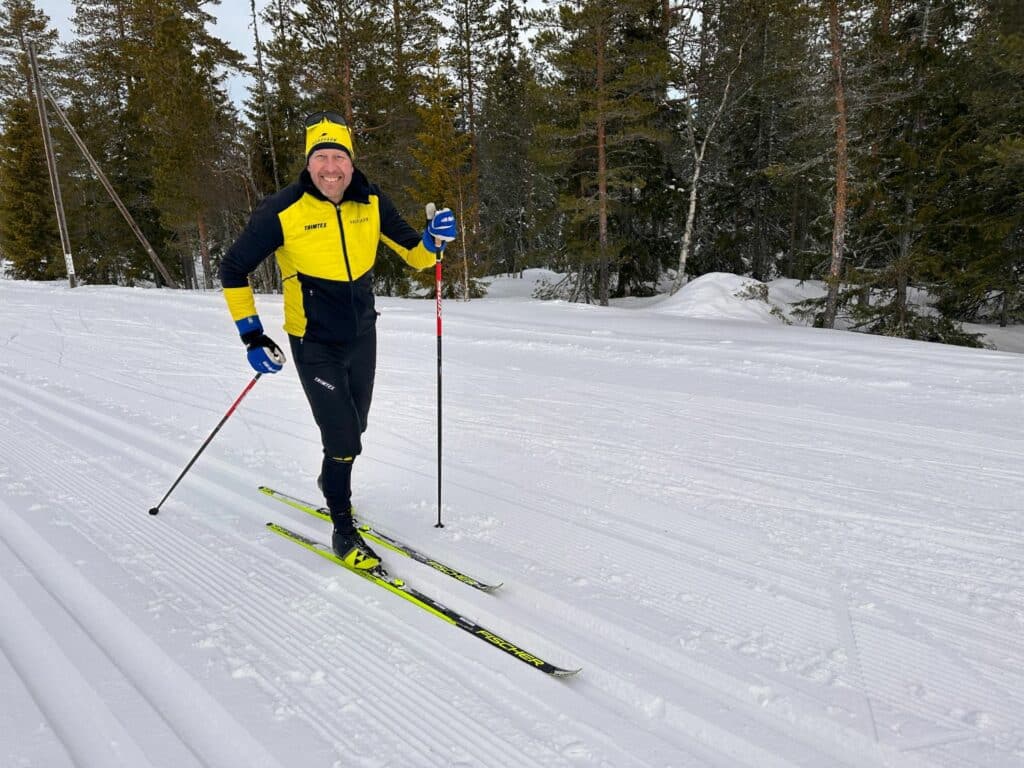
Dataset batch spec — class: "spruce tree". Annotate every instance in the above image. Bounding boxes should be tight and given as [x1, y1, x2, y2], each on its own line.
[62, 0, 170, 284]
[478, 0, 547, 277]
[929, 3, 1024, 328]
[130, 0, 243, 288]
[843, 0, 984, 343]
[407, 48, 476, 298]
[690, 0, 828, 283]
[446, 0, 496, 264]
[254, 0, 306, 186]
[0, 0, 62, 280]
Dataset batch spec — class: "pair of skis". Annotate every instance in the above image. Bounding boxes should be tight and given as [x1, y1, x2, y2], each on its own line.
[260, 486, 580, 678]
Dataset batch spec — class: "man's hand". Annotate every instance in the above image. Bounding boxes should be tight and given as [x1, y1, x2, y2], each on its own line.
[422, 206, 457, 254]
[237, 316, 286, 373]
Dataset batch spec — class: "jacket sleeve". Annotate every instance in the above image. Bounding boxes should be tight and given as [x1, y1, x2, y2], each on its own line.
[219, 196, 286, 323]
[377, 191, 436, 270]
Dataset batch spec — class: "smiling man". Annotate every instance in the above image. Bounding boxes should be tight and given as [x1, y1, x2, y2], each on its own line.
[219, 111, 457, 569]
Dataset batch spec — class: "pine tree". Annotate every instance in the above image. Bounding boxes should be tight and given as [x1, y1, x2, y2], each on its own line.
[363, 0, 440, 203]
[535, 0, 669, 305]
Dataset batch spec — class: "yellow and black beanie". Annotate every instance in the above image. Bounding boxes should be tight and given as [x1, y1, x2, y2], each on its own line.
[305, 114, 355, 160]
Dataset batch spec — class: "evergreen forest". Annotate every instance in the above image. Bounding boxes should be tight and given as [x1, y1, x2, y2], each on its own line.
[0, 0, 1021, 345]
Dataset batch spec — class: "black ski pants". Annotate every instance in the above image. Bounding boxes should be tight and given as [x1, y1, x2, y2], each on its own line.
[289, 331, 376, 526]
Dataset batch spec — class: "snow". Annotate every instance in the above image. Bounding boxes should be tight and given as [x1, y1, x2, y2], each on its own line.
[1, 273, 1022, 768]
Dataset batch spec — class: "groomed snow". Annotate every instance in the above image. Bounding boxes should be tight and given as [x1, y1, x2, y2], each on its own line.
[1, 274, 1022, 767]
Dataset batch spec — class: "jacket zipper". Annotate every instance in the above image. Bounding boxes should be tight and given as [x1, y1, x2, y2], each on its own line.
[335, 204, 360, 333]
[334, 204, 353, 281]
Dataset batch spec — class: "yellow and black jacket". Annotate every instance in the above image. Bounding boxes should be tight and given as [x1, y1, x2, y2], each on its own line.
[220, 168, 435, 344]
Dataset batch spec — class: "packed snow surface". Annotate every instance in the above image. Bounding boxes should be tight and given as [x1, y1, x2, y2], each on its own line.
[1, 273, 1022, 768]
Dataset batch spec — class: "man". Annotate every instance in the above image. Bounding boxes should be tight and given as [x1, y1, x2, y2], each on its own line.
[220, 111, 457, 571]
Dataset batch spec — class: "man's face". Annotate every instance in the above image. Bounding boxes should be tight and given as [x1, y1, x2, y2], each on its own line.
[307, 149, 353, 203]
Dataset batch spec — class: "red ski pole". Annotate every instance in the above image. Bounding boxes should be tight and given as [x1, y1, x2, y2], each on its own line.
[426, 203, 444, 528]
[148, 374, 261, 515]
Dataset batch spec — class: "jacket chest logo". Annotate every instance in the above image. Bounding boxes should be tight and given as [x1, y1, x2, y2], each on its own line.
[349, 216, 369, 225]
[304, 222, 327, 231]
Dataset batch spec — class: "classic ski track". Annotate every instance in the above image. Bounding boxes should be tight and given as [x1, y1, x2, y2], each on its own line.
[348, 450, 1020, 761]
[0, 429, 610, 766]
[404, 442, 1019, 680]
[0, 534, 163, 768]
[0, 380, 704, 767]
[478, 492, 1023, 756]
[361, 416, 1022, 761]
[0, 498, 287, 768]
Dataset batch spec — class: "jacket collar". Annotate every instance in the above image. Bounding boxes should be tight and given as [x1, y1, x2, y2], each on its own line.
[300, 167, 371, 205]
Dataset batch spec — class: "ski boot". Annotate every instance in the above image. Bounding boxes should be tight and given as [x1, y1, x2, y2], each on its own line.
[332, 528, 381, 571]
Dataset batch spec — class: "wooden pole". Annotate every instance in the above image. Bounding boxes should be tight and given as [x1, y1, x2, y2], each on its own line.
[42, 87, 180, 288]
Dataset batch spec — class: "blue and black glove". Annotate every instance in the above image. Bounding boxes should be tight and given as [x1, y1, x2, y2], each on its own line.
[422, 207, 457, 254]
[236, 316, 286, 373]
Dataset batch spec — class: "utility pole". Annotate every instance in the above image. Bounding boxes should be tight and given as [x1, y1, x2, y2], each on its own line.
[27, 40, 76, 288]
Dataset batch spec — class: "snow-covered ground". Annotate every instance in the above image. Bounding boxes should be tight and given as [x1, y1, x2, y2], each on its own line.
[1, 273, 1022, 768]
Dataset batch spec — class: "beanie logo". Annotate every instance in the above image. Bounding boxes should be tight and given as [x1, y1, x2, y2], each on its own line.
[305, 118, 355, 159]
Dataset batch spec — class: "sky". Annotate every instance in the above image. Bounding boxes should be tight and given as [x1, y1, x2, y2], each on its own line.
[1, 270, 1022, 767]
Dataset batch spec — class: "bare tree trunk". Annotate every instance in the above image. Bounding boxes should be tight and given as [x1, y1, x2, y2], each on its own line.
[596, 20, 610, 306]
[822, 0, 849, 329]
[457, 178, 470, 301]
[894, 260, 909, 331]
[671, 40, 743, 295]
[250, 0, 280, 191]
[197, 211, 213, 290]
[876, 0, 892, 36]
[459, 8, 482, 247]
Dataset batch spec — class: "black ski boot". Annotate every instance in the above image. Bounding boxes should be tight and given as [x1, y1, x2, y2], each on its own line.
[332, 528, 381, 571]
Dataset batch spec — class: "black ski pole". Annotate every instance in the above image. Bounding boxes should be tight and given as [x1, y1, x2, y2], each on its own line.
[426, 203, 444, 528]
[148, 373, 262, 515]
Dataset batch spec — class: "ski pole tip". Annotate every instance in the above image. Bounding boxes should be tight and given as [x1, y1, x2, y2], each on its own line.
[148, 507, 160, 516]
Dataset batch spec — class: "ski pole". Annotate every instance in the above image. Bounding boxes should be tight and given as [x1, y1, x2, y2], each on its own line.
[426, 203, 444, 529]
[148, 373, 262, 515]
